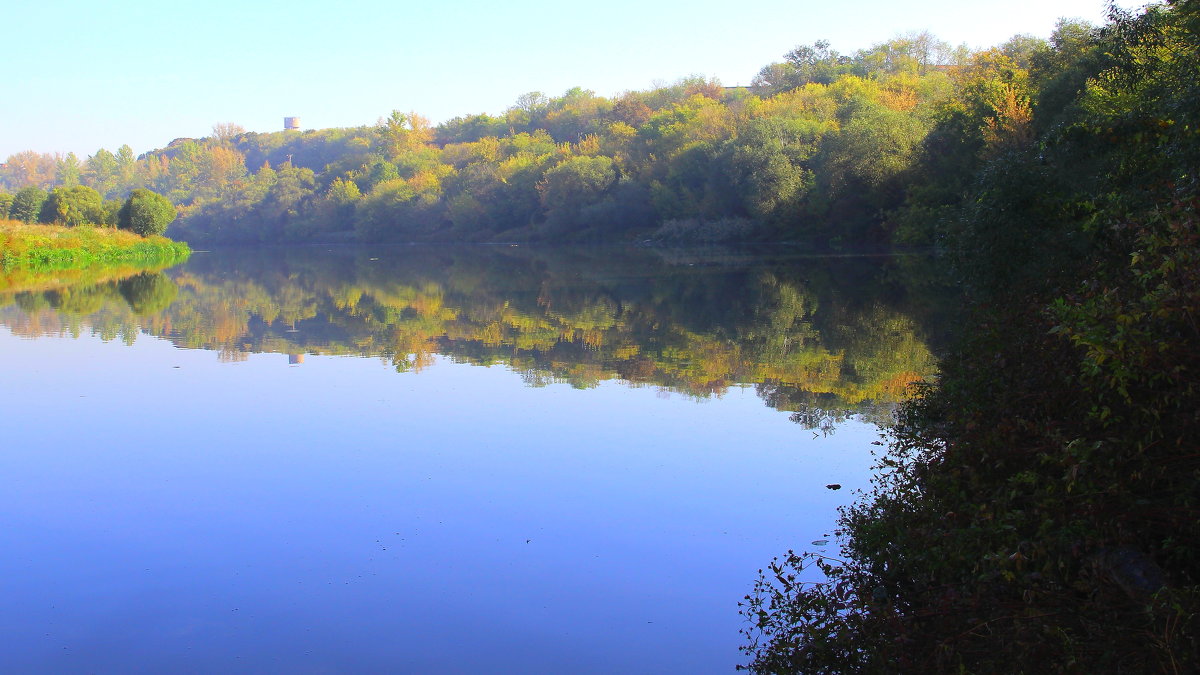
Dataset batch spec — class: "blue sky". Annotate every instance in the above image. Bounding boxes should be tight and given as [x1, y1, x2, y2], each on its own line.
[3, 0, 1146, 159]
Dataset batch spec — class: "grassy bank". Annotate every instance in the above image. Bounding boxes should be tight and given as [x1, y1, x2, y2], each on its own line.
[0, 220, 190, 273]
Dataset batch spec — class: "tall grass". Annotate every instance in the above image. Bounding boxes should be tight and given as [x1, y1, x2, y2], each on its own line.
[0, 220, 190, 272]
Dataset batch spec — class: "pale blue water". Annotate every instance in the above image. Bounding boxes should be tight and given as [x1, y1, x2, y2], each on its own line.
[0, 246, 931, 673]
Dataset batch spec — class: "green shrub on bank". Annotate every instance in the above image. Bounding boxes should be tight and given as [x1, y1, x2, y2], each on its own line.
[117, 188, 177, 236]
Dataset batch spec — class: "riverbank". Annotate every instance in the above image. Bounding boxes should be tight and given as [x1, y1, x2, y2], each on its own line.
[0, 220, 190, 272]
[739, 3, 1200, 672]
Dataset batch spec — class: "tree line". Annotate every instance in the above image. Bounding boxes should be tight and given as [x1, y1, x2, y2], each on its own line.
[2, 184, 176, 237]
[0, 23, 1095, 246]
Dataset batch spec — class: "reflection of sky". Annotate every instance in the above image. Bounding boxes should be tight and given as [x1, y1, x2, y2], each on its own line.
[0, 328, 879, 673]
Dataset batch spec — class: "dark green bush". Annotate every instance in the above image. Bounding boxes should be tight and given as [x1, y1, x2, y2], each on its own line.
[118, 188, 177, 236]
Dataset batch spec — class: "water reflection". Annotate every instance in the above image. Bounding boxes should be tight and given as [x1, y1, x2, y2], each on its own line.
[0, 246, 940, 428]
[0, 245, 947, 672]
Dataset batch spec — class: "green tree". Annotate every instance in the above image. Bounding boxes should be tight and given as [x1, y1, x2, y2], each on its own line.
[39, 185, 105, 225]
[821, 101, 926, 194]
[118, 188, 177, 236]
[84, 148, 121, 198]
[115, 144, 139, 189]
[356, 157, 400, 193]
[56, 153, 83, 187]
[726, 117, 822, 221]
[100, 199, 123, 226]
[11, 186, 47, 223]
[325, 177, 361, 229]
[0, 192, 13, 220]
[260, 163, 317, 225]
[537, 155, 616, 217]
[542, 87, 610, 142]
[435, 113, 507, 144]
[751, 62, 803, 97]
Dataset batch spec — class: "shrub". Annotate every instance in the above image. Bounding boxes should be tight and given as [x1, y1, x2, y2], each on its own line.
[118, 189, 177, 236]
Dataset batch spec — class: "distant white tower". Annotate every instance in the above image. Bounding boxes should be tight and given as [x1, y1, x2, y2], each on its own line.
[283, 116, 300, 131]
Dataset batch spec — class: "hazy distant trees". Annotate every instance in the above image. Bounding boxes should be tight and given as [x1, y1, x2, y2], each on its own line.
[212, 122, 247, 143]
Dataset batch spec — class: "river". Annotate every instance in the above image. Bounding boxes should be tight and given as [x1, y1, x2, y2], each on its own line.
[0, 245, 939, 673]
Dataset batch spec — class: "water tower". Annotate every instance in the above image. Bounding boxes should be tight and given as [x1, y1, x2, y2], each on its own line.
[283, 116, 300, 131]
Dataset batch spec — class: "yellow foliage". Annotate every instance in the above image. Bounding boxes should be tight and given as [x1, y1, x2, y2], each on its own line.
[827, 76, 884, 106]
[879, 74, 921, 111]
[575, 135, 601, 156]
[982, 84, 1034, 155]
[408, 170, 444, 196]
[439, 143, 477, 167]
[756, 84, 838, 121]
[606, 122, 637, 140]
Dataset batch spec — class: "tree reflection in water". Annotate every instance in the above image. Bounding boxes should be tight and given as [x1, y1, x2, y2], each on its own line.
[0, 245, 945, 428]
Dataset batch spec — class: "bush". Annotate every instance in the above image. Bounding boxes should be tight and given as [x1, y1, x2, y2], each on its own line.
[118, 189, 177, 236]
[39, 185, 105, 226]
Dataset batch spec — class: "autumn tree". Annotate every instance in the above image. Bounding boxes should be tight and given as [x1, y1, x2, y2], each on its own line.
[197, 145, 248, 198]
[855, 31, 952, 76]
[212, 122, 247, 144]
[2, 151, 58, 189]
[376, 111, 432, 158]
[609, 95, 653, 127]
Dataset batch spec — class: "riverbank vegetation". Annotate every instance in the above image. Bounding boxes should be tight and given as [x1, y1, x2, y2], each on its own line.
[740, 1, 1200, 672]
[0, 220, 190, 277]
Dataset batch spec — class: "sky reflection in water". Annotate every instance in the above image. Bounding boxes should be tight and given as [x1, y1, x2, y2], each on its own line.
[0, 246, 936, 673]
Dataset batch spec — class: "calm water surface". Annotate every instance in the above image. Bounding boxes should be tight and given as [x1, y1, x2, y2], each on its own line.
[0, 246, 939, 673]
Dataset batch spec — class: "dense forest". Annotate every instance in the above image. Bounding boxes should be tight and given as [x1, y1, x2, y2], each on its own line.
[1, 18, 1093, 246]
[740, 1, 1200, 672]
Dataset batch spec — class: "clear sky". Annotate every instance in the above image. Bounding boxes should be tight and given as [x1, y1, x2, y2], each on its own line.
[3, 0, 1147, 160]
